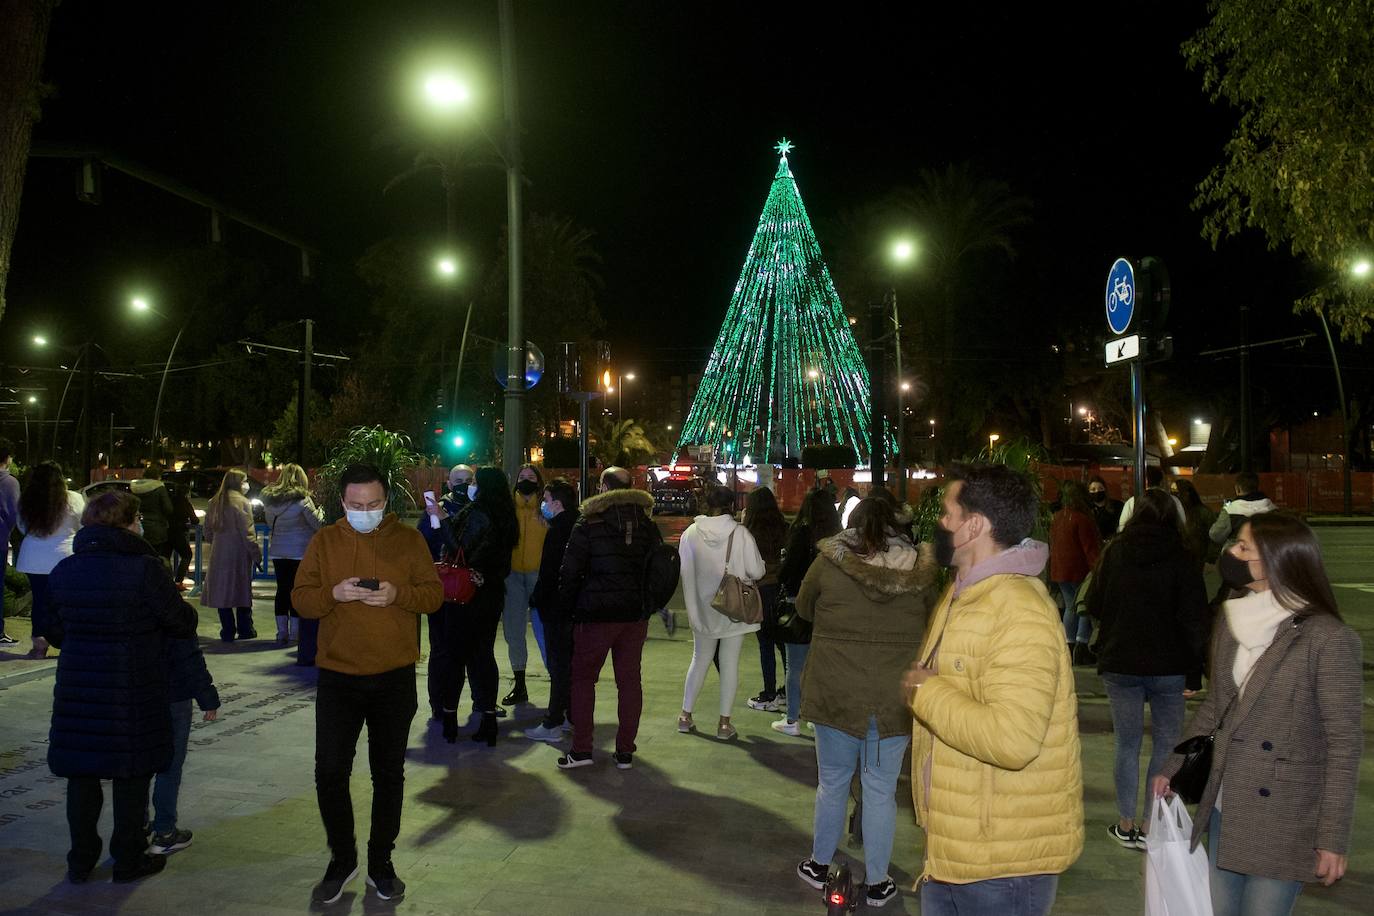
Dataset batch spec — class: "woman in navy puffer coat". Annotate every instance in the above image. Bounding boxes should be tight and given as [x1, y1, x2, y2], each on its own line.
[47, 489, 199, 883]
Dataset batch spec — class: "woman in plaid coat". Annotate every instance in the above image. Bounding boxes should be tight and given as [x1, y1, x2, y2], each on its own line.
[1153, 513, 1363, 916]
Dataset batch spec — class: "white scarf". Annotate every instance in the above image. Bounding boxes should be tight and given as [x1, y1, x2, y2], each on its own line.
[1223, 589, 1293, 697]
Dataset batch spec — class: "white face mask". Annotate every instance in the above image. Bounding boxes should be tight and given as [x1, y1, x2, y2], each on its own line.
[240, 481, 250, 494]
[346, 508, 385, 533]
[467, 484, 478, 501]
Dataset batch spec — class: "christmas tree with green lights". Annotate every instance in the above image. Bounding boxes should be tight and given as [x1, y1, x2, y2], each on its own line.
[677, 139, 872, 464]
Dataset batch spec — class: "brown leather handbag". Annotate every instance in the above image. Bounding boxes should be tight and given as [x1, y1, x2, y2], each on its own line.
[711, 529, 763, 624]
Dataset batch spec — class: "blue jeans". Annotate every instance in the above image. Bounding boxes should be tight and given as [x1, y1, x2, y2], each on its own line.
[784, 642, 810, 722]
[812, 716, 909, 885]
[1207, 809, 1303, 916]
[1058, 580, 1091, 644]
[502, 570, 542, 671]
[920, 874, 1059, 916]
[151, 700, 193, 833]
[1102, 673, 1187, 821]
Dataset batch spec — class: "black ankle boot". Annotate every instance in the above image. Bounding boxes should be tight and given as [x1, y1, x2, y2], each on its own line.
[441, 710, 459, 744]
[501, 671, 528, 706]
[471, 712, 498, 746]
[218, 610, 236, 642]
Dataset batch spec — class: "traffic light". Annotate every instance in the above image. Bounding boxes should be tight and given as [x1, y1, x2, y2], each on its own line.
[432, 420, 470, 460]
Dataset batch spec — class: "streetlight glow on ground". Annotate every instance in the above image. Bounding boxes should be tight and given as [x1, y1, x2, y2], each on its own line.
[424, 73, 472, 109]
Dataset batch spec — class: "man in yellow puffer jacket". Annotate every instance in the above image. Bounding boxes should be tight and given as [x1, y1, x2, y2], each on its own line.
[905, 464, 1083, 915]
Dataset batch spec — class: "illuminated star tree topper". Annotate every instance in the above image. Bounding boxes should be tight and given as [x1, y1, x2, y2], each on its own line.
[677, 140, 873, 464]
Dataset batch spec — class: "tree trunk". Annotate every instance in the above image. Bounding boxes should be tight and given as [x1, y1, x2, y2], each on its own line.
[0, 0, 58, 325]
[1150, 411, 1178, 476]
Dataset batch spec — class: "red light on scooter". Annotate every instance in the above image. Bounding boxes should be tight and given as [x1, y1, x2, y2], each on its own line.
[829, 893, 845, 905]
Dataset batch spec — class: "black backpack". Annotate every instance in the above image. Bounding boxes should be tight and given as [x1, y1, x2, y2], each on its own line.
[642, 524, 680, 614]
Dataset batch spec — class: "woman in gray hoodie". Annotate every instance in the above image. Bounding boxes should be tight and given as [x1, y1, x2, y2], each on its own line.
[262, 464, 323, 659]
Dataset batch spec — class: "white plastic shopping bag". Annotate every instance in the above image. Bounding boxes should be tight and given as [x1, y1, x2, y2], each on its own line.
[1144, 794, 1214, 916]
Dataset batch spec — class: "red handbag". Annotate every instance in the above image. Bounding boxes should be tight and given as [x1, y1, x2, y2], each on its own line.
[435, 546, 483, 604]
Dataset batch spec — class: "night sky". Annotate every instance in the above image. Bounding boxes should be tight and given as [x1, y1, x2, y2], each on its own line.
[7, 2, 1321, 393]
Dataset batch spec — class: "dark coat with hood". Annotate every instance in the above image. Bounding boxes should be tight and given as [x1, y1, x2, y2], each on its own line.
[46, 526, 199, 778]
[532, 506, 580, 618]
[796, 531, 939, 738]
[1085, 522, 1210, 688]
[130, 478, 176, 548]
[559, 488, 658, 623]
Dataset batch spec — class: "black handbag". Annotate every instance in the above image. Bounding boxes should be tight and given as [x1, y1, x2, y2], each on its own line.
[1170, 694, 1237, 804]
[773, 593, 812, 644]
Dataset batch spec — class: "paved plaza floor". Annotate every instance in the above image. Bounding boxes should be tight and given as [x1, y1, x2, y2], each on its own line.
[1, 526, 1372, 915]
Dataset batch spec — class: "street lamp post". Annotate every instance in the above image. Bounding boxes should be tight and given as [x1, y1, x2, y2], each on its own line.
[133, 296, 187, 467]
[889, 238, 915, 500]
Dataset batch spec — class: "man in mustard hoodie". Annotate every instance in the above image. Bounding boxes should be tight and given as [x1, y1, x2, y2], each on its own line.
[293, 464, 444, 905]
[904, 464, 1083, 915]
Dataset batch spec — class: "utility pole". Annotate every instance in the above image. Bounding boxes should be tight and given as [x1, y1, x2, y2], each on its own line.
[79, 342, 94, 484]
[867, 299, 886, 488]
[891, 289, 905, 501]
[297, 318, 313, 465]
[499, 0, 526, 480]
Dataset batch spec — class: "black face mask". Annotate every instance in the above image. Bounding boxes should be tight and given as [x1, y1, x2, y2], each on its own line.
[514, 479, 539, 496]
[931, 525, 957, 568]
[1089, 491, 1107, 504]
[1218, 550, 1255, 589]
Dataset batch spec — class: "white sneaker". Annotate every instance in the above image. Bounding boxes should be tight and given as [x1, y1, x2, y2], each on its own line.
[525, 723, 564, 743]
[770, 718, 801, 737]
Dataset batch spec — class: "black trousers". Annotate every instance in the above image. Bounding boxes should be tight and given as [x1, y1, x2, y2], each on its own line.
[437, 586, 503, 714]
[273, 558, 301, 618]
[315, 665, 417, 866]
[426, 605, 452, 716]
[542, 611, 575, 729]
[66, 775, 151, 872]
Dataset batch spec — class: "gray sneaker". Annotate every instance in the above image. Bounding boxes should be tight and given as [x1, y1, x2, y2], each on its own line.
[149, 828, 192, 854]
[311, 857, 358, 905]
[524, 722, 564, 743]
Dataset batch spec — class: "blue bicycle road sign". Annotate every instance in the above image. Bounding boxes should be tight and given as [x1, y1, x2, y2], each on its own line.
[1105, 257, 1135, 335]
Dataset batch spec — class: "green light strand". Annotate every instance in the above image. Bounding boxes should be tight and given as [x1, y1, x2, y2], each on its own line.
[677, 145, 873, 463]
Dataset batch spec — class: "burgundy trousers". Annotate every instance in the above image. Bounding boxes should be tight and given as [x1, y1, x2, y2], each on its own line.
[570, 619, 649, 754]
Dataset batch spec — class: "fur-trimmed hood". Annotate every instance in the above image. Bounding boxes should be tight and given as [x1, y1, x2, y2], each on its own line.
[263, 486, 311, 506]
[816, 531, 938, 601]
[580, 487, 654, 518]
[129, 478, 167, 496]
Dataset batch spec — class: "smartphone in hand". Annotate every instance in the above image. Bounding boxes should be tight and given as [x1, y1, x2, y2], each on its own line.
[356, 578, 381, 590]
[423, 490, 441, 529]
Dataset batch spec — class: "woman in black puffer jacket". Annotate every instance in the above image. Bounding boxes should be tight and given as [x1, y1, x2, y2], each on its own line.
[434, 466, 519, 745]
[46, 489, 199, 884]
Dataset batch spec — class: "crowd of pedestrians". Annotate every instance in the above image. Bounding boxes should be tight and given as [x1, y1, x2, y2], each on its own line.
[0, 435, 1363, 914]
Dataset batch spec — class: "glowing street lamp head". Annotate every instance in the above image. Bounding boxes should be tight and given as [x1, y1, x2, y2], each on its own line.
[131, 296, 150, 312]
[890, 239, 916, 264]
[27, 395, 38, 404]
[625, 372, 636, 382]
[1077, 406, 1088, 416]
[1352, 259, 1372, 279]
[900, 381, 911, 392]
[807, 368, 820, 380]
[451, 434, 465, 448]
[989, 433, 1001, 444]
[436, 256, 458, 277]
[602, 369, 612, 389]
[32, 335, 47, 347]
[424, 73, 472, 109]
